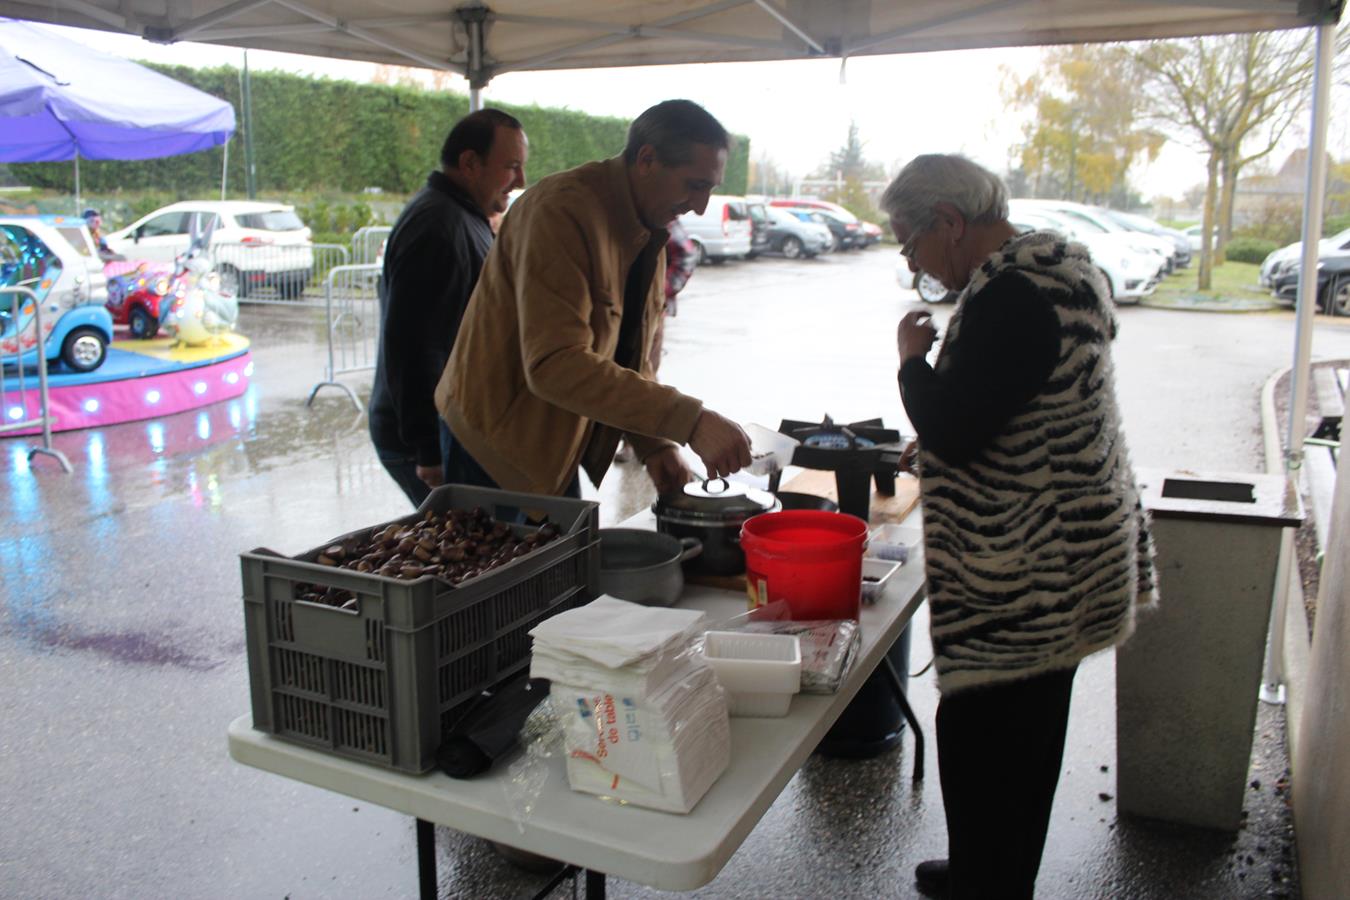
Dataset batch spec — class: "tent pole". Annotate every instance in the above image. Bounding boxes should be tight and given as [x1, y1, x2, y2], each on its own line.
[73, 151, 80, 213]
[1262, 21, 1335, 704]
[464, 4, 486, 111]
[221, 139, 229, 201]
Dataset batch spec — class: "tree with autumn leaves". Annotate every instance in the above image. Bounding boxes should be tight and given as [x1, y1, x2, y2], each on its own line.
[1008, 31, 1347, 291]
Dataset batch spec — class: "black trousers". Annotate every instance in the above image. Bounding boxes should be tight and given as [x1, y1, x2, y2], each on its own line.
[936, 665, 1078, 900]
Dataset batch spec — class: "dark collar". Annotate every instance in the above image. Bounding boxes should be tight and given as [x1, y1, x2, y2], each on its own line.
[427, 170, 488, 223]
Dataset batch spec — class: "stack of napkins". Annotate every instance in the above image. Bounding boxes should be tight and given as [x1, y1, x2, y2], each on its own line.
[529, 596, 731, 813]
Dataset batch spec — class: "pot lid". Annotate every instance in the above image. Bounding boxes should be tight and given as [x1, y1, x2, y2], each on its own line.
[655, 477, 778, 518]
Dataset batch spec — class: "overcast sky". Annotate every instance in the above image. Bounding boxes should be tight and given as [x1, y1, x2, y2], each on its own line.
[35, 20, 1342, 203]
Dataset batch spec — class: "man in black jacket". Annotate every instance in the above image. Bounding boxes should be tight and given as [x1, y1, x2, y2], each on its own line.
[369, 109, 528, 506]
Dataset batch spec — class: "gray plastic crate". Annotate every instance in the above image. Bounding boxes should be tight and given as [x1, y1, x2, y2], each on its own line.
[241, 484, 598, 773]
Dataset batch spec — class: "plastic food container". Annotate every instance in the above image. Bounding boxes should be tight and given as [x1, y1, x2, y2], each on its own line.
[868, 523, 922, 563]
[702, 631, 802, 717]
[861, 557, 902, 604]
[741, 510, 868, 620]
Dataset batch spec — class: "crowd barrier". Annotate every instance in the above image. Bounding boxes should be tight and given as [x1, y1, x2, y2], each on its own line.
[0, 286, 73, 473]
[306, 263, 382, 412]
[210, 242, 350, 308]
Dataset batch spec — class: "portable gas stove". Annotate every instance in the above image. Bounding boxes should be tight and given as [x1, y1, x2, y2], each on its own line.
[768, 416, 907, 520]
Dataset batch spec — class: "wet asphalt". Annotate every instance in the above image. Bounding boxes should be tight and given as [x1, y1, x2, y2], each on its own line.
[3, 247, 1350, 899]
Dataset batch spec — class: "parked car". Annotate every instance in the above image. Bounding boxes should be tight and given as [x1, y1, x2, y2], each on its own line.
[1260, 228, 1350, 289]
[1183, 224, 1222, 253]
[858, 221, 885, 247]
[1271, 251, 1350, 315]
[1021, 199, 1176, 273]
[1, 216, 113, 372]
[1008, 202, 1161, 303]
[770, 199, 864, 250]
[105, 200, 314, 299]
[753, 206, 832, 259]
[895, 260, 957, 303]
[677, 195, 753, 264]
[1096, 209, 1192, 268]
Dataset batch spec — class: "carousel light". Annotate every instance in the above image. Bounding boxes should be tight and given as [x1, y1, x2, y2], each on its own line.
[225, 371, 239, 385]
[83, 398, 99, 413]
[145, 389, 161, 404]
[193, 381, 207, 395]
[7, 406, 24, 421]
[244, 361, 255, 377]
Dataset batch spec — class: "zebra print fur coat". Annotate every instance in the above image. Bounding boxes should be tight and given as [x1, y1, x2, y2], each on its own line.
[908, 231, 1158, 695]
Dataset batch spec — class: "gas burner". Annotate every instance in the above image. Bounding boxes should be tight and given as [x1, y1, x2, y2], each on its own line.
[771, 416, 907, 520]
[803, 432, 876, 450]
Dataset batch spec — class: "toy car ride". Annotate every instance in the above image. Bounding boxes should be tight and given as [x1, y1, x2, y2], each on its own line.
[0, 217, 114, 373]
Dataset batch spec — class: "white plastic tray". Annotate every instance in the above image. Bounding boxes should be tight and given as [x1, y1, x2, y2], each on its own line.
[868, 523, 921, 562]
[861, 557, 903, 604]
[702, 630, 802, 717]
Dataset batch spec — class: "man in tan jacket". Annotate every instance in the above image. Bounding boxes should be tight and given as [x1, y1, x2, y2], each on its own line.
[435, 99, 752, 497]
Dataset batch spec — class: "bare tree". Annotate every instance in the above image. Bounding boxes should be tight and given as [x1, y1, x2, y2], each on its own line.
[1132, 29, 1347, 288]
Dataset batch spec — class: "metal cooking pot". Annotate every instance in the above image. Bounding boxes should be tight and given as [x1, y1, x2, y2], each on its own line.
[651, 478, 780, 577]
[774, 491, 839, 512]
[598, 528, 702, 607]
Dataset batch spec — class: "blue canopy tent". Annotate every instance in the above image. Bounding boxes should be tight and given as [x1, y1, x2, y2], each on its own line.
[0, 17, 235, 207]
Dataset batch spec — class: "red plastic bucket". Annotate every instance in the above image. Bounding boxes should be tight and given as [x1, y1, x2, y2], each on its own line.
[741, 510, 868, 620]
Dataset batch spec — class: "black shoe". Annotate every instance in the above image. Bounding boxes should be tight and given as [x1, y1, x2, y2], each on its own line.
[915, 859, 950, 897]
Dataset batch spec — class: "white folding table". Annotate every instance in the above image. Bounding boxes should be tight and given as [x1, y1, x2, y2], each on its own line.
[228, 516, 926, 898]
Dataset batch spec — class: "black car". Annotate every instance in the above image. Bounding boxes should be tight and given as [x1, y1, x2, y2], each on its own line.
[1272, 253, 1350, 316]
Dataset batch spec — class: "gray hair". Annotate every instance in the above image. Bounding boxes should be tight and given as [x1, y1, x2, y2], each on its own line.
[879, 154, 1009, 232]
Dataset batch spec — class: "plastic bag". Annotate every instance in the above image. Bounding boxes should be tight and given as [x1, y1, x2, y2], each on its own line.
[706, 601, 860, 694]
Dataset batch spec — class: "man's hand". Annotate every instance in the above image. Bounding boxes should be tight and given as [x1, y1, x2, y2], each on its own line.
[898, 439, 919, 475]
[897, 311, 939, 363]
[688, 410, 752, 479]
[644, 446, 694, 495]
[416, 464, 445, 489]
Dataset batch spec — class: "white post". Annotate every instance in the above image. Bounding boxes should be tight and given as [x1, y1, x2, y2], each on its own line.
[1262, 21, 1335, 704]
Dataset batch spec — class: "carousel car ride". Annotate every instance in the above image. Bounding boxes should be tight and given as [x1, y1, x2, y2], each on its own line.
[104, 260, 181, 339]
[0, 217, 114, 373]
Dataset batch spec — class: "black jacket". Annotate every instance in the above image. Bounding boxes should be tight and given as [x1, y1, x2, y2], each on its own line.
[369, 171, 494, 466]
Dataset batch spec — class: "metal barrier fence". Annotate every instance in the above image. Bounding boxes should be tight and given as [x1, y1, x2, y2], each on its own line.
[351, 226, 392, 266]
[210, 242, 350, 308]
[307, 263, 382, 412]
[0, 286, 72, 473]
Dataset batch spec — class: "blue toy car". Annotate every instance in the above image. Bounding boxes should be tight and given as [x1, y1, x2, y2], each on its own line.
[1, 217, 114, 373]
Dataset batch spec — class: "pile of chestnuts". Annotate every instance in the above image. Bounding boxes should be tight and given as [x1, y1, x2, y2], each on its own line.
[294, 507, 561, 608]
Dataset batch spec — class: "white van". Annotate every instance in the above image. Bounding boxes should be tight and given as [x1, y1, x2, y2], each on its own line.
[677, 195, 753, 264]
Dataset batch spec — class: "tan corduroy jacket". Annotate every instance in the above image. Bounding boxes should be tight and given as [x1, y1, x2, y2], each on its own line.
[434, 156, 705, 495]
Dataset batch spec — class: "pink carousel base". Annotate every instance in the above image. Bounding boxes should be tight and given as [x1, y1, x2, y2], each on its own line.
[2, 333, 252, 436]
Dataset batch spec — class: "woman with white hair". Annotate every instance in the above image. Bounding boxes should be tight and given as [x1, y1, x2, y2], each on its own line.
[883, 154, 1157, 899]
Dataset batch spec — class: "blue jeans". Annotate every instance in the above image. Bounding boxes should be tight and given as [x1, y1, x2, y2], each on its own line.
[373, 444, 432, 508]
[439, 418, 581, 499]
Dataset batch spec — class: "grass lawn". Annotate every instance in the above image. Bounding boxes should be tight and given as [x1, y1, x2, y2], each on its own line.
[1152, 259, 1268, 302]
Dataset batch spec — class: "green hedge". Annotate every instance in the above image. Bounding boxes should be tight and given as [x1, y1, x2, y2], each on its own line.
[11, 66, 749, 197]
[1225, 237, 1279, 264]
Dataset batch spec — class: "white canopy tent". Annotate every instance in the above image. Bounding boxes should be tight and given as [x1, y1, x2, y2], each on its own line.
[1, 0, 1347, 893]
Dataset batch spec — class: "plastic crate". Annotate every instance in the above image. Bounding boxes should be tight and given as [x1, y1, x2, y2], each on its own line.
[241, 484, 598, 773]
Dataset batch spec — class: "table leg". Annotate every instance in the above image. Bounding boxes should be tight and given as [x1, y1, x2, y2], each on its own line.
[584, 869, 606, 899]
[882, 657, 925, 781]
[416, 818, 437, 900]
[527, 864, 578, 900]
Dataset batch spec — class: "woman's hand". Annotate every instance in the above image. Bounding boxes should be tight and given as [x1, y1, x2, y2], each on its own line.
[897, 311, 939, 363]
